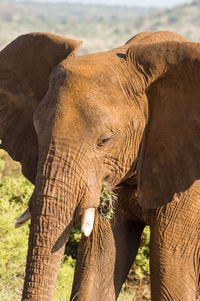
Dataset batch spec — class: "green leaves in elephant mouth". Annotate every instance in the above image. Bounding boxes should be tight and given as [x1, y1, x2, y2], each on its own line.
[99, 182, 117, 220]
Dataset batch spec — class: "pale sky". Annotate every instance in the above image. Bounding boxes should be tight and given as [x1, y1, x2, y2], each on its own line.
[35, 0, 193, 8]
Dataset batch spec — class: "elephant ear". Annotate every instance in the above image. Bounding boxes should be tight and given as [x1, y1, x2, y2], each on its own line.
[0, 32, 82, 184]
[126, 40, 200, 209]
[125, 31, 187, 46]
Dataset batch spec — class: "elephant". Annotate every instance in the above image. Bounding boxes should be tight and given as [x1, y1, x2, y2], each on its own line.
[0, 30, 200, 300]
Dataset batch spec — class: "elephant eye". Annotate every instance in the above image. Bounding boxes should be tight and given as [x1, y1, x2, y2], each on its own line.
[97, 134, 113, 147]
[102, 137, 111, 143]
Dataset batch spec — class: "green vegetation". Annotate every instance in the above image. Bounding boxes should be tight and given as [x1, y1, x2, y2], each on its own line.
[0, 151, 32, 300]
[134, 226, 150, 277]
[99, 182, 117, 220]
[0, 150, 75, 300]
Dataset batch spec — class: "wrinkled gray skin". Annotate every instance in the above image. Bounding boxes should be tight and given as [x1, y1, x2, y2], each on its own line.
[0, 30, 200, 301]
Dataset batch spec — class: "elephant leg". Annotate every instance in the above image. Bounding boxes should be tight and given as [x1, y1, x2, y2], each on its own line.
[149, 196, 200, 301]
[113, 219, 145, 298]
[70, 212, 145, 301]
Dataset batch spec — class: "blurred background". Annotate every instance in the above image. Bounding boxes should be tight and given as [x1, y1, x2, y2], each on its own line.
[0, 0, 200, 54]
[0, 0, 199, 300]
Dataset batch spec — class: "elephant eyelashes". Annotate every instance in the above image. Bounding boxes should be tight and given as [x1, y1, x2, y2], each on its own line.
[97, 135, 112, 147]
[102, 137, 111, 143]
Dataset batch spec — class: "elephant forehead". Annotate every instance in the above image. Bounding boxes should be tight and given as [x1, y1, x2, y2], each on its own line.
[51, 62, 123, 111]
[51, 86, 127, 141]
[45, 58, 131, 132]
[58, 55, 120, 89]
[55, 92, 123, 134]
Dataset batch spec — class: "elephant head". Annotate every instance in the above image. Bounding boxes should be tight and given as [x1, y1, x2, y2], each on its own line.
[1, 31, 200, 300]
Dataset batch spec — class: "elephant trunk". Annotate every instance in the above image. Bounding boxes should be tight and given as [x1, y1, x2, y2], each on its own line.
[22, 201, 66, 300]
[22, 152, 83, 300]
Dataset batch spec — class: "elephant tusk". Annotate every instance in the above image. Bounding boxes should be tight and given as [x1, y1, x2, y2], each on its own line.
[81, 208, 95, 237]
[15, 208, 31, 228]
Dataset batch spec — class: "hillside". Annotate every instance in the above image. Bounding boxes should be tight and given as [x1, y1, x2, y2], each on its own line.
[0, 0, 200, 54]
[142, 0, 200, 42]
[0, 1, 155, 53]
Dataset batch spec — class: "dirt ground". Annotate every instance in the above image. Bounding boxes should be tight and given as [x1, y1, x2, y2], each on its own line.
[121, 274, 151, 301]
[122, 273, 200, 301]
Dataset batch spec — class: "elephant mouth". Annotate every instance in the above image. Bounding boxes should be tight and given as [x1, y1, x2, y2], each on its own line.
[98, 182, 117, 220]
[15, 182, 117, 237]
